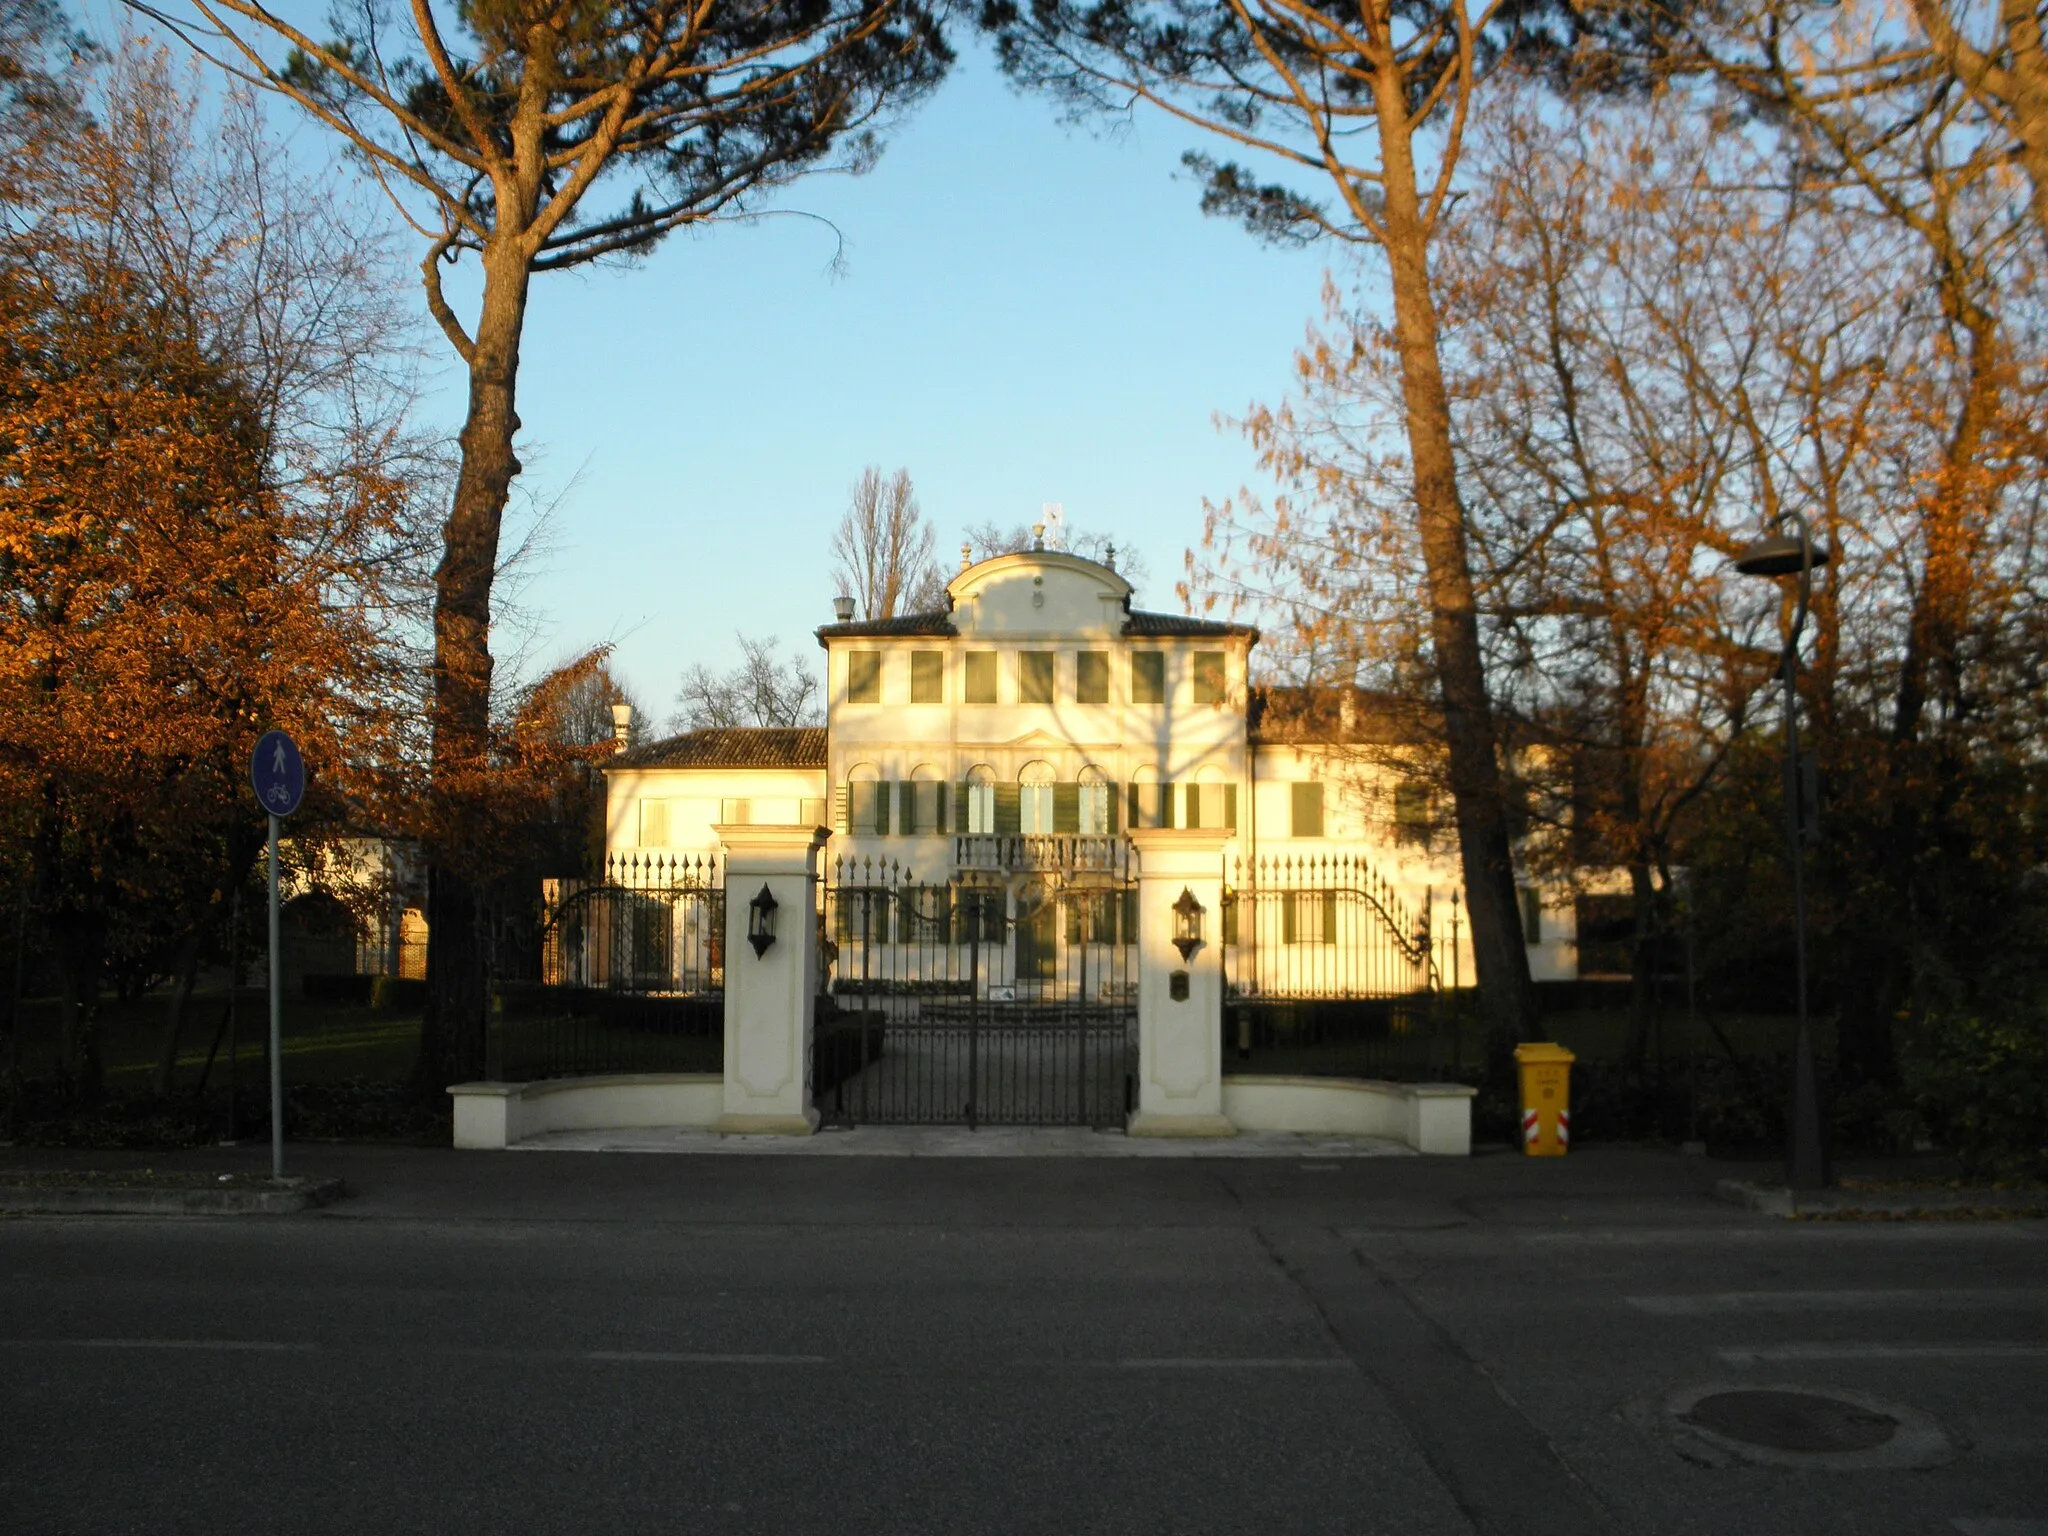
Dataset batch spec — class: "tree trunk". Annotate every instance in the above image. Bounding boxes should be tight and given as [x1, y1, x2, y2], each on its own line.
[416, 238, 534, 1096]
[1370, 65, 1537, 1058]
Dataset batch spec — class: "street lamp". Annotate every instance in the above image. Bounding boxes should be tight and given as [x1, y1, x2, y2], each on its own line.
[1733, 511, 1831, 1191]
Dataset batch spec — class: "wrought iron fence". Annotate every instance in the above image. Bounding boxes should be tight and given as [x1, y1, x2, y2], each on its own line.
[815, 851, 1137, 1127]
[1223, 854, 1460, 1081]
[489, 852, 725, 1082]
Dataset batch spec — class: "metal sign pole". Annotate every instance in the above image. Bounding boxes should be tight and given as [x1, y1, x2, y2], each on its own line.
[268, 812, 284, 1180]
[249, 727, 304, 1182]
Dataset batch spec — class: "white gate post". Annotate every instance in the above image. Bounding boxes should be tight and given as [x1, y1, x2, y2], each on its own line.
[716, 823, 827, 1136]
[1126, 827, 1234, 1137]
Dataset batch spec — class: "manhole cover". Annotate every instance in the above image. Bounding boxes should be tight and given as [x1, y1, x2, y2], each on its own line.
[1683, 1390, 1897, 1453]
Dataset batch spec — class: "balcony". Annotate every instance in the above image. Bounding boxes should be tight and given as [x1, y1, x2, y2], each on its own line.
[952, 835, 1130, 875]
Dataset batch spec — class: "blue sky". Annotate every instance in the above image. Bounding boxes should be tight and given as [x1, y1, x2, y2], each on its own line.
[435, 44, 1347, 724]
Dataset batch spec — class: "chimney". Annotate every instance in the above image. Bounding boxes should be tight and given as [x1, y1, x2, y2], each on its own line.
[611, 702, 634, 751]
[1338, 689, 1357, 737]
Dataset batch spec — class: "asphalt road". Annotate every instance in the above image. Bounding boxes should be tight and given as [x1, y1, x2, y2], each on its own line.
[2, 1146, 2044, 1535]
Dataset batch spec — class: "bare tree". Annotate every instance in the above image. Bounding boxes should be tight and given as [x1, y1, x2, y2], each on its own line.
[832, 466, 936, 619]
[675, 635, 823, 729]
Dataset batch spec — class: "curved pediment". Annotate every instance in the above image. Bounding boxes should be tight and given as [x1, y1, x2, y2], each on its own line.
[947, 550, 1133, 637]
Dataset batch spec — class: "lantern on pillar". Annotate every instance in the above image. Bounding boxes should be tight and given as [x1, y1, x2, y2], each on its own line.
[747, 883, 779, 958]
[1172, 886, 1206, 961]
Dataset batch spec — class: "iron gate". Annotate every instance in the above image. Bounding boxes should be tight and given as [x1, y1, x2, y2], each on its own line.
[815, 843, 1137, 1128]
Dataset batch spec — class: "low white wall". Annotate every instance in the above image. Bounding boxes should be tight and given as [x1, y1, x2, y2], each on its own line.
[450, 1074, 722, 1149]
[1222, 1075, 1475, 1156]
[451, 1071, 1474, 1155]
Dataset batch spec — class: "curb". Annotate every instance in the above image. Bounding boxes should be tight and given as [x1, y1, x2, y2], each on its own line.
[0, 1177, 348, 1216]
[1714, 1177, 2047, 1220]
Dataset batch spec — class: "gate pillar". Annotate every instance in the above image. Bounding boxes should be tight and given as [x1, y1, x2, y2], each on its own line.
[716, 823, 828, 1135]
[1126, 828, 1235, 1137]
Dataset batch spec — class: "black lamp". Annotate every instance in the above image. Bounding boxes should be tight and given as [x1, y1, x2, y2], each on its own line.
[1172, 886, 1206, 961]
[747, 883, 779, 958]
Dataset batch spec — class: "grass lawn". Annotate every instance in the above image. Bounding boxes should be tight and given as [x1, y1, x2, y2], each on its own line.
[10, 989, 424, 1090]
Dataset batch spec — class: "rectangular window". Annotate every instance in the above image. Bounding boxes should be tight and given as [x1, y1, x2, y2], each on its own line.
[1020, 781, 1055, 834]
[639, 799, 670, 847]
[964, 651, 997, 704]
[1128, 781, 1171, 830]
[1189, 781, 1231, 830]
[847, 651, 881, 704]
[1291, 782, 1324, 838]
[1394, 781, 1431, 845]
[1283, 891, 1337, 945]
[849, 780, 891, 835]
[1131, 651, 1165, 704]
[836, 889, 892, 945]
[1076, 650, 1109, 703]
[1192, 651, 1225, 704]
[904, 781, 943, 835]
[1078, 780, 1111, 834]
[1020, 650, 1055, 704]
[1519, 886, 1543, 945]
[963, 780, 996, 835]
[910, 651, 944, 704]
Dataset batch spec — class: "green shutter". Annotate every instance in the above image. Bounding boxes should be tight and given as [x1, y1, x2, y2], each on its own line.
[935, 783, 948, 836]
[1160, 782, 1176, 829]
[1183, 784, 1200, 830]
[1322, 890, 1339, 945]
[1224, 785, 1238, 831]
[1107, 788, 1121, 835]
[994, 782, 1021, 836]
[1292, 781, 1324, 838]
[1053, 783, 1080, 835]
[875, 782, 892, 835]
[1121, 888, 1139, 945]
[1127, 784, 1140, 828]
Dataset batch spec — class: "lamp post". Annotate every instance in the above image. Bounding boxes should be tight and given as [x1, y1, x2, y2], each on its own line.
[1733, 511, 1831, 1191]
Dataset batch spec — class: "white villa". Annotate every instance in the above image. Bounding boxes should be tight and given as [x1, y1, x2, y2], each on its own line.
[602, 541, 1581, 989]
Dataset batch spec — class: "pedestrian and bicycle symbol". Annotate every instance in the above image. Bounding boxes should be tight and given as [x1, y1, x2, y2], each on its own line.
[251, 729, 304, 818]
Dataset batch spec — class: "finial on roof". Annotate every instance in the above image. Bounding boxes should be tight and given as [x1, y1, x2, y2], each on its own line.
[960, 541, 972, 572]
[1032, 523, 1046, 550]
[1105, 542, 1116, 571]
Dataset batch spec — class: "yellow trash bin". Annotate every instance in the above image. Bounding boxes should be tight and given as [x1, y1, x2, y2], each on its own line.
[1514, 1041, 1575, 1156]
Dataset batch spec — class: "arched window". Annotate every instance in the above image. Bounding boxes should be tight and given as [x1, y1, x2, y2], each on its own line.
[963, 765, 996, 836]
[1128, 765, 1168, 830]
[1190, 766, 1235, 832]
[1019, 760, 1056, 835]
[906, 765, 944, 836]
[847, 762, 885, 835]
[1078, 765, 1113, 835]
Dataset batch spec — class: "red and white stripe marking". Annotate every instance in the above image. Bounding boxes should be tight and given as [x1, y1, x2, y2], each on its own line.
[1556, 1110, 1570, 1146]
[1524, 1109, 1572, 1147]
[1523, 1110, 1540, 1144]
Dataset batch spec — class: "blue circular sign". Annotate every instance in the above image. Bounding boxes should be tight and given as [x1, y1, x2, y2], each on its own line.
[251, 729, 305, 817]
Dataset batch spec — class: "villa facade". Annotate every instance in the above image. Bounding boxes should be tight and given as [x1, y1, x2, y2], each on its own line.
[602, 543, 1583, 993]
